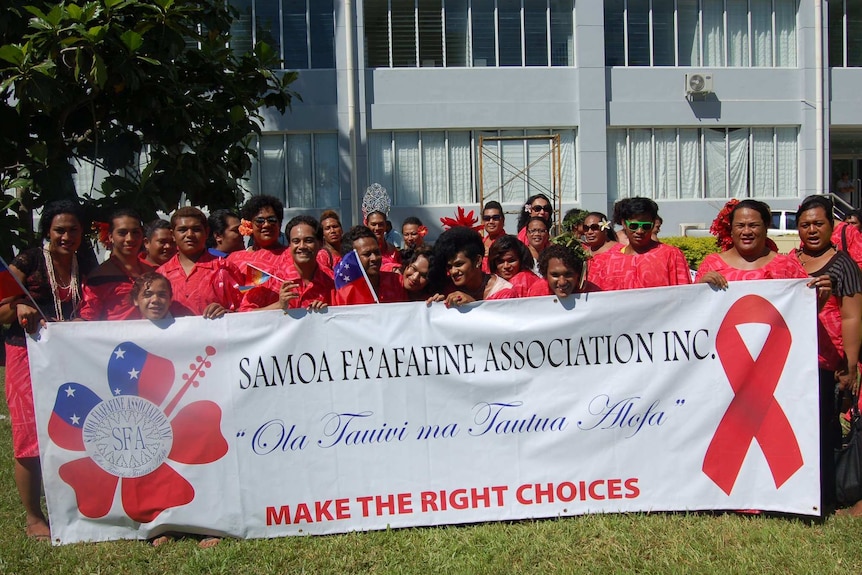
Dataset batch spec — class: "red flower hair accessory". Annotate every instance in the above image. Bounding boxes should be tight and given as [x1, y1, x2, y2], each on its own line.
[440, 206, 483, 233]
[417, 225, 428, 238]
[709, 199, 739, 251]
[92, 222, 111, 249]
[239, 219, 254, 237]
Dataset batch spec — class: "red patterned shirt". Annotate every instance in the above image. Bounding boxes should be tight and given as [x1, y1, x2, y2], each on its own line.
[589, 243, 691, 291]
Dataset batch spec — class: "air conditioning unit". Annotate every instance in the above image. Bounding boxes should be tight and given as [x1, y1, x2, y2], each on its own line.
[685, 72, 713, 96]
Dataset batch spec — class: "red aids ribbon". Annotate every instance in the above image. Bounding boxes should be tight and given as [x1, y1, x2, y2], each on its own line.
[702, 295, 803, 495]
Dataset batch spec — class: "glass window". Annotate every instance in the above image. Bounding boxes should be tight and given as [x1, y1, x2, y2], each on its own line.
[652, 0, 676, 66]
[498, 0, 523, 67]
[524, 0, 548, 67]
[472, 0, 497, 66]
[283, 0, 309, 69]
[365, 0, 391, 67]
[256, 1, 282, 60]
[604, 0, 625, 66]
[550, 0, 573, 66]
[250, 133, 341, 208]
[392, 1, 417, 67]
[229, 0, 254, 56]
[310, 0, 336, 68]
[627, 2, 650, 66]
[445, 0, 470, 66]
[418, 0, 443, 67]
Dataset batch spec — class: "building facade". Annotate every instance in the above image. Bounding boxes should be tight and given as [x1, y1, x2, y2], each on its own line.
[223, 0, 862, 237]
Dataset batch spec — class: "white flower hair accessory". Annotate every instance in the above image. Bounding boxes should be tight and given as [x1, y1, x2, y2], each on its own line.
[524, 203, 532, 214]
[361, 183, 392, 220]
[599, 219, 612, 231]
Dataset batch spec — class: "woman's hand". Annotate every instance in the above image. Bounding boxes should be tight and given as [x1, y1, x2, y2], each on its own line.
[838, 363, 860, 395]
[697, 271, 728, 290]
[443, 291, 476, 308]
[304, 300, 327, 312]
[807, 274, 832, 310]
[426, 293, 446, 305]
[16, 302, 45, 334]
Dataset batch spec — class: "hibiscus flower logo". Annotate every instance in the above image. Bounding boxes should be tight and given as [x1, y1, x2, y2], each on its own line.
[48, 342, 228, 523]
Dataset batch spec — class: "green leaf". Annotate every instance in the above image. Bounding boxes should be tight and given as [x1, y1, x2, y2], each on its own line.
[136, 56, 161, 66]
[254, 41, 273, 62]
[32, 61, 57, 77]
[0, 44, 24, 66]
[104, 0, 124, 9]
[90, 54, 107, 88]
[228, 105, 245, 124]
[120, 30, 143, 53]
[66, 3, 83, 21]
[85, 25, 105, 41]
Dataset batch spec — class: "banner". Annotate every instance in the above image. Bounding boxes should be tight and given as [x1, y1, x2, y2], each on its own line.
[27, 280, 821, 544]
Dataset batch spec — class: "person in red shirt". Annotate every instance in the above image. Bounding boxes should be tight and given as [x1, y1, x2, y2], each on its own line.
[481, 201, 506, 272]
[366, 210, 402, 273]
[401, 245, 435, 301]
[317, 209, 343, 275]
[228, 195, 293, 287]
[242, 215, 334, 311]
[487, 234, 539, 297]
[427, 226, 516, 307]
[141, 219, 176, 268]
[80, 209, 154, 321]
[157, 207, 241, 318]
[528, 244, 598, 297]
[589, 197, 691, 291]
[334, 226, 407, 305]
[516, 194, 553, 248]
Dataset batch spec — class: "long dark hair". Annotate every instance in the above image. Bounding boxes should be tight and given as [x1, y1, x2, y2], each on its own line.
[517, 193, 554, 231]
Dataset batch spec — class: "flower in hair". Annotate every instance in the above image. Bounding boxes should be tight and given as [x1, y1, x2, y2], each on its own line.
[239, 219, 254, 237]
[524, 203, 532, 214]
[599, 219, 612, 231]
[417, 225, 428, 238]
[709, 199, 739, 251]
[92, 222, 111, 249]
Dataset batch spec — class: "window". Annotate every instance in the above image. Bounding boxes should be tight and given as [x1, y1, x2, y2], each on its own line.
[608, 127, 798, 200]
[605, 0, 799, 67]
[830, 0, 862, 67]
[229, 0, 336, 69]
[368, 129, 576, 206]
[247, 133, 341, 208]
[364, 0, 574, 68]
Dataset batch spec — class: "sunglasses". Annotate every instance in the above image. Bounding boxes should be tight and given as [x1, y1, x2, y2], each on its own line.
[253, 216, 280, 226]
[530, 205, 552, 214]
[625, 220, 654, 232]
[527, 228, 549, 235]
[584, 223, 604, 232]
[483, 214, 502, 222]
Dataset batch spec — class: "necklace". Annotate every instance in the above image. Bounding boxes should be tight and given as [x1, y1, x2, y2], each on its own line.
[797, 244, 835, 264]
[44, 248, 79, 321]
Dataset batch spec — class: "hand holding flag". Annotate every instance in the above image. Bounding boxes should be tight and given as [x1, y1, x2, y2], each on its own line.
[333, 249, 379, 304]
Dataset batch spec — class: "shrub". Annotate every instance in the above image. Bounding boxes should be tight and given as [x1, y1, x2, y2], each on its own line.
[662, 236, 720, 270]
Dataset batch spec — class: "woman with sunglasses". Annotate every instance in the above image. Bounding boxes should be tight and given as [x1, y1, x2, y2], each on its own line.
[589, 197, 690, 291]
[228, 195, 291, 288]
[581, 212, 617, 256]
[488, 235, 540, 297]
[517, 194, 554, 248]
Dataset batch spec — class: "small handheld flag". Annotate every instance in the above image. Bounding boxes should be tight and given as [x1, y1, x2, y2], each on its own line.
[236, 264, 286, 293]
[333, 249, 379, 304]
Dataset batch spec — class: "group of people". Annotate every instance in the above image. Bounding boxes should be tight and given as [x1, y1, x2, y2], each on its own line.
[3, 186, 862, 543]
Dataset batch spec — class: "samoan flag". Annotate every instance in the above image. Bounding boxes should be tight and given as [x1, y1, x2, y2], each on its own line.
[333, 249, 379, 304]
[0, 255, 25, 300]
[48, 383, 102, 451]
[106, 342, 174, 406]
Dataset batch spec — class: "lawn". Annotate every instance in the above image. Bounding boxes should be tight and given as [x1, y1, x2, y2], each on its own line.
[2, 367, 862, 575]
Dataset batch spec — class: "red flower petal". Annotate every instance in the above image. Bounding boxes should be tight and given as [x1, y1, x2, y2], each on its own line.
[121, 464, 194, 523]
[169, 401, 228, 465]
[58, 458, 119, 519]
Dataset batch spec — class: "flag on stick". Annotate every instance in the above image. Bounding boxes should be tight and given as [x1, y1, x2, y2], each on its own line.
[333, 249, 379, 304]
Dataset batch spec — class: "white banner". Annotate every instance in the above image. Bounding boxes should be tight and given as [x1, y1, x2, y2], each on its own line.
[28, 280, 821, 544]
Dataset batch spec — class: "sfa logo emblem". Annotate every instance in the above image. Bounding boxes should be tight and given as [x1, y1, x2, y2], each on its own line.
[702, 295, 803, 495]
[48, 343, 228, 523]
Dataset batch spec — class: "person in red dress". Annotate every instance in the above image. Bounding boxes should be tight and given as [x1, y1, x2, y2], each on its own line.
[487, 234, 539, 297]
[141, 219, 176, 268]
[229, 195, 292, 288]
[317, 209, 343, 276]
[516, 194, 553, 249]
[334, 226, 407, 305]
[427, 226, 516, 307]
[589, 197, 690, 291]
[0, 200, 96, 540]
[582, 212, 617, 256]
[241, 215, 334, 312]
[80, 209, 154, 321]
[157, 207, 241, 317]
[401, 216, 427, 251]
[481, 201, 506, 272]
[527, 244, 598, 297]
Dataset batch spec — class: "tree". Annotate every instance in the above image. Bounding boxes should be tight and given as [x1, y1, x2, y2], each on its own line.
[0, 0, 298, 255]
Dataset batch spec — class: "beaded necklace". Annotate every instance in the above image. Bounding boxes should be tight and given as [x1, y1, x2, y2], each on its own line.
[43, 248, 79, 321]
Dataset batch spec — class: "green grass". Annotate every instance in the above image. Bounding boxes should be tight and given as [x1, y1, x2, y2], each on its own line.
[3, 367, 862, 575]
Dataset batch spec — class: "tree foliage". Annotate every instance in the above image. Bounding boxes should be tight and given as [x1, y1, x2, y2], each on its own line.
[0, 0, 298, 255]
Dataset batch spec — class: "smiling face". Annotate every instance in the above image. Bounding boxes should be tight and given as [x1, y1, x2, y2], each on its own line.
[402, 255, 430, 292]
[48, 213, 83, 257]
[353, 237, 382, 279]
[322, 217, 343, 246]
[528, 198, 552, 221]
[289, 223, 321, 267]
[545, 257, 578, 298]
[797, 206, 833, 253]
[145, 228, 176, 265]
[402, 224, 424, 249]
[494, 249, 521, 281]
[366, 212, 387, 245]
[110, 216, 144, 259]
[582, 215, 606, 249]
[526, 220, 549, 250]
[483, 208, 504, 236]
[252, 206, 281, 248]
[172, 217, 208, 258]
[730, 207, 767, 256]
[135, 277, 172, 320]
[447, 251, 482, 288]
